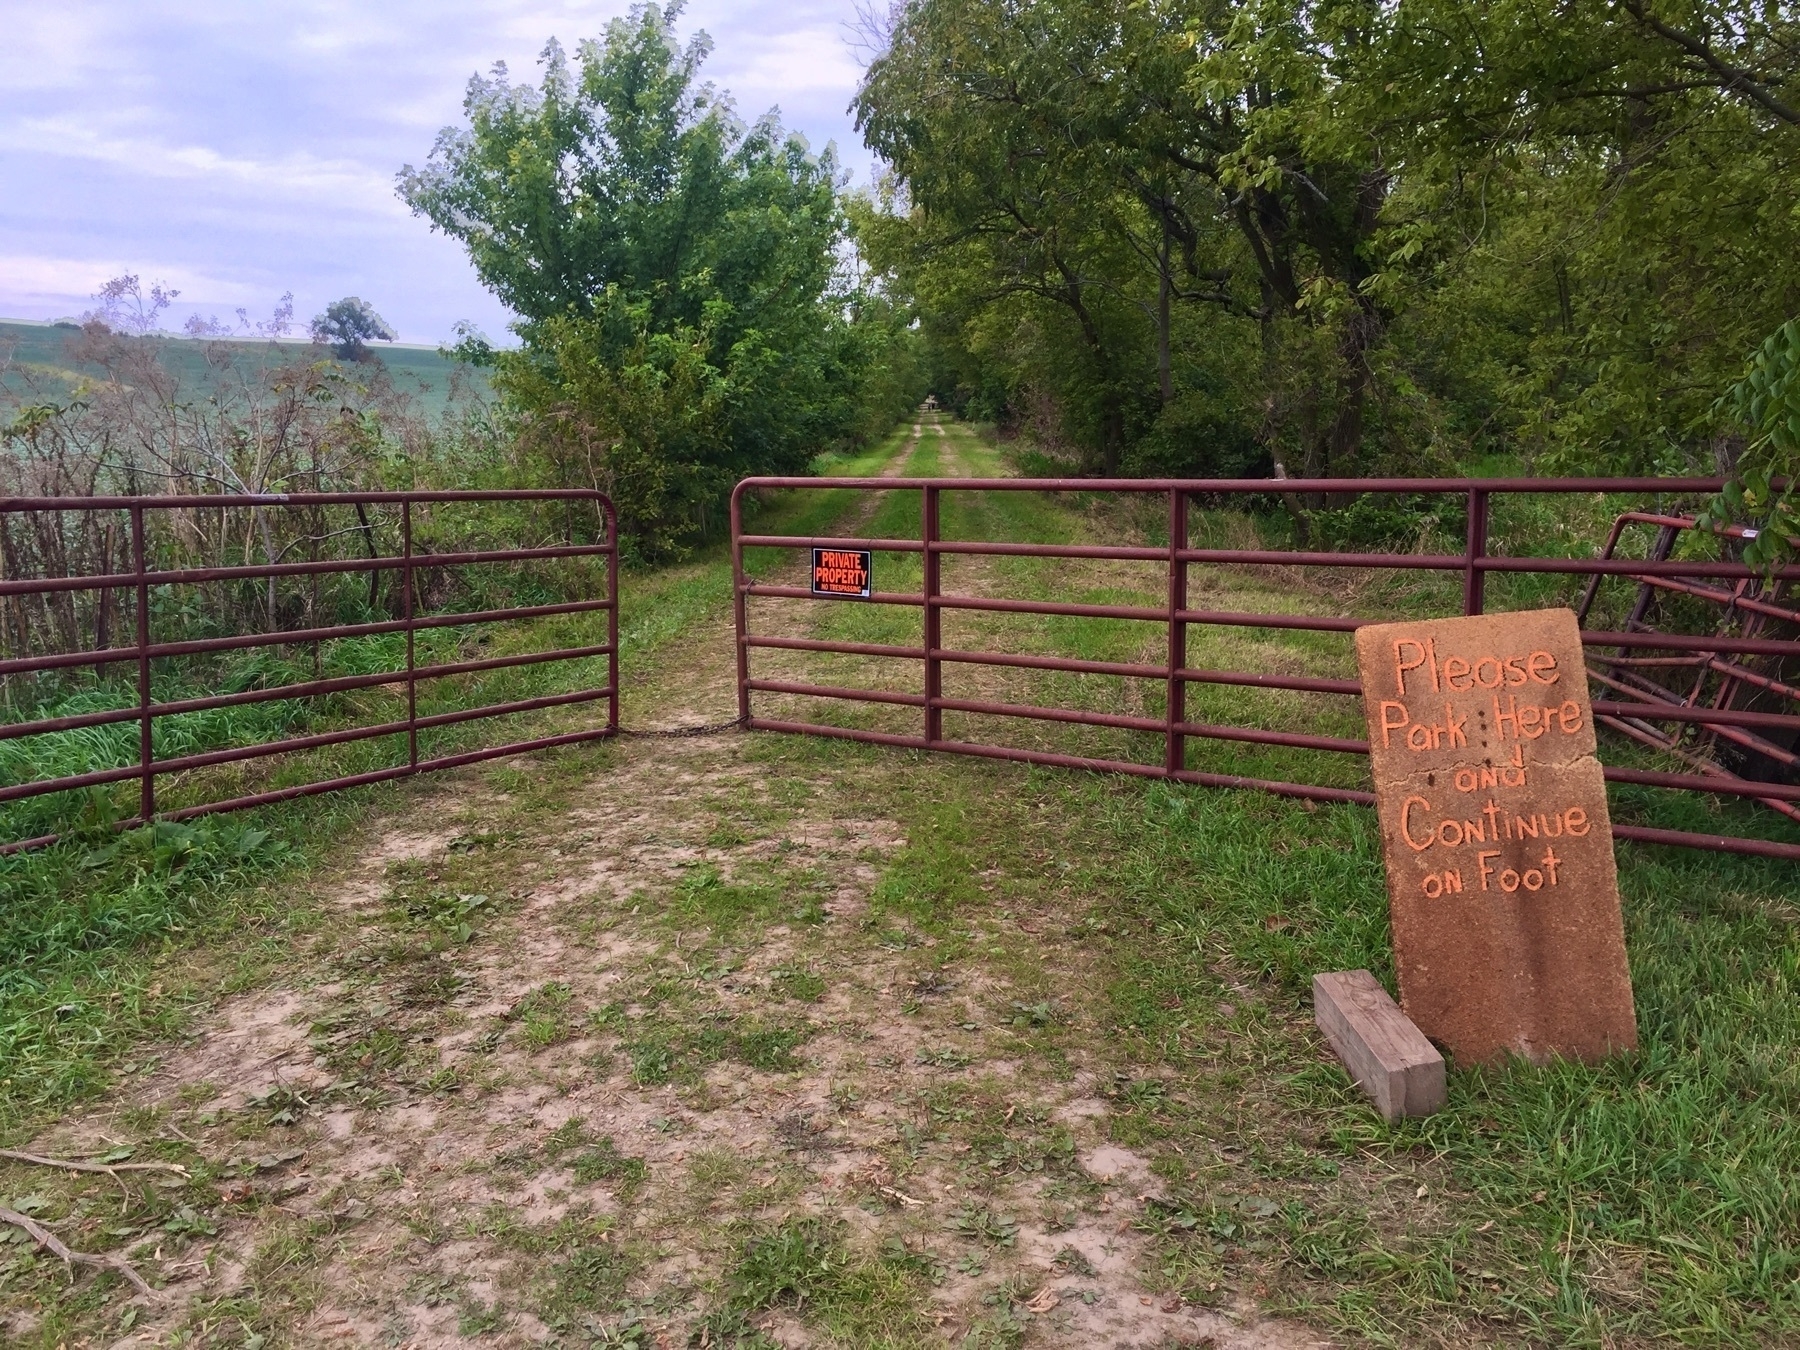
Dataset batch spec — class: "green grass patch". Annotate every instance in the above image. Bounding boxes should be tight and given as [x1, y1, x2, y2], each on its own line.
[624, 1010, 814, 1086]
[706, 1216, 936, 1347]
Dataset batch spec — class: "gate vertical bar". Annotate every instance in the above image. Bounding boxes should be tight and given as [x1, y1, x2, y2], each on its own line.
[131, 505, 154, 825]
[606, 500, 620, 733]
[1463, 488, 1490, 616]
[1165, 488, 1188, 776]
[923, 484, 943, 744]
[731, 489, 751, 725]
[402, 499, 417, 771]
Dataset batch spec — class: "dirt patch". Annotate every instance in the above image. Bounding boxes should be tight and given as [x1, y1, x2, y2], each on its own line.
[6, 425, 1337, 1348]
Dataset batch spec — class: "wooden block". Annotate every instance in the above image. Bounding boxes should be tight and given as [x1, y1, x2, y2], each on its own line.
[1313, 970, 1446, 1122]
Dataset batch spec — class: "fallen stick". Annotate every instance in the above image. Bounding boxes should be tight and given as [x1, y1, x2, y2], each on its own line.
[0, 1205, 157, 1298]
[0, 1148, 188, 1178]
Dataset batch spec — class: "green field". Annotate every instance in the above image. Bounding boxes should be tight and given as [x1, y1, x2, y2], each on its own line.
[0, 319, 488, 419]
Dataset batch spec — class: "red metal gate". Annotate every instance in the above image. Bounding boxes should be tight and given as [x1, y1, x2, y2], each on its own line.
[2, 490, 617, 854]
[730, 475, 1800, 862]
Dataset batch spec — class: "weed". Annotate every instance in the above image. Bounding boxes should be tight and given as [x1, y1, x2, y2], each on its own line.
[671, 864, 783, 931]
[717, 1216, 933, 1343]
[457, 1296, 505, 1333]
[947, 1204, 1019, 1248]
[623, 1013, 812, 1085]
[772, 965, 826, 1002]
[244, 1084, 309, 1126]
[398, 888, 490, 944]
[916, 1047, 972, 1070]
[572, 1139, 650, 1197]
[1007, 999, 1060, 1029]
[1051, 1245, 1097, 1277]
[544, 1242, 635, 1321]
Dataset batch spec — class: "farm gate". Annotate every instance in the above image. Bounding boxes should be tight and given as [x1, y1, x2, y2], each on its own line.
[730, 475, 1800, 863]
[2, 490, 617, 854]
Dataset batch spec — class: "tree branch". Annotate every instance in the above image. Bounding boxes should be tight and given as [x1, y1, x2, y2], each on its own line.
[0, 1148, 188, 1178]
[0, 1205, 158, 1299]
[1621, 0, 1800, 125]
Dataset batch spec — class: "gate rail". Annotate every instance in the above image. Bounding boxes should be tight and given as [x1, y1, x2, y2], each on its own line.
[730, 476, 1800, 862]
[2, 490, 618, 854]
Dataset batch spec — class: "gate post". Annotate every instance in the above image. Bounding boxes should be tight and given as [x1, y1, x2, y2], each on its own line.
[1166, 488, 1188, 776]
[731, 486, 751, 726]
[131, 505, 154, 825]
[1463, 488, 1490, 616]
[923, 484, 942, 745]
[402, 500, 418, 770]
[606, 497, 620, 733]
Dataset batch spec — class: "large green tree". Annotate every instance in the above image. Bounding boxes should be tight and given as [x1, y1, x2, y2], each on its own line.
[401, 3, 920, 550]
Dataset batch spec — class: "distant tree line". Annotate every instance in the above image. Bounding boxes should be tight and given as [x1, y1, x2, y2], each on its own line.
[75, 274, 387, 360]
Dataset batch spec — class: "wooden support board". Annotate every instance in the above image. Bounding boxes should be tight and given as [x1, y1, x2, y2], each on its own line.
[1313, 970, 1447, 1122]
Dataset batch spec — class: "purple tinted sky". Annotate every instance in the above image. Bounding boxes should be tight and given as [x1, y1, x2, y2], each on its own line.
[0, 1, 880, 342]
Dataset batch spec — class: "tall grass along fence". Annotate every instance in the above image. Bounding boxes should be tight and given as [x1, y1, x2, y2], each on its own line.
[2, 490, 617, 852]
[731, 474, 1800, 861]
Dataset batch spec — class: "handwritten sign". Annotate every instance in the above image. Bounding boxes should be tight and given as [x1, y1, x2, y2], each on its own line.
[811, 547, 871, 599]
[1355, 608, 1636, 1065]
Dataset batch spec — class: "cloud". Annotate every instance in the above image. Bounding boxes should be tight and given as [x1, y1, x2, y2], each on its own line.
[0, 10, 120, 94]
[0, 252, 257, 309]
[7, 116, 403, 215]
[726, 25, 866, 101]
[0, 0, 879, 342]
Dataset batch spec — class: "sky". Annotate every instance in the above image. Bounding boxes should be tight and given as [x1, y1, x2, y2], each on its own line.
[0, 1, 882, 344]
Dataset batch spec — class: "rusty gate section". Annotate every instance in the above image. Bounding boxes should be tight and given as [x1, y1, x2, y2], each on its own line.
[730, 475, 1800, 862]
[2, 490, 618, 854]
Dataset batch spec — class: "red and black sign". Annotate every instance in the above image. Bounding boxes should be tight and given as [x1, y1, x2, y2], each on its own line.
[811, 547, 872, 598]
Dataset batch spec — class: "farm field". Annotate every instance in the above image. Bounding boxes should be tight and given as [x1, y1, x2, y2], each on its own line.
[0, 320, 486, 420]
[1, 419, 1797, 1348]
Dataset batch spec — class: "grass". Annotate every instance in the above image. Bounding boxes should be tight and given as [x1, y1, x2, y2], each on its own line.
[707, 1216, 937, 1347]
[0, 318, 484, 418]
[1060, 768, 1800, 1341]
[0, 424, 918, 1138]
[1, 414, 1795, 1346]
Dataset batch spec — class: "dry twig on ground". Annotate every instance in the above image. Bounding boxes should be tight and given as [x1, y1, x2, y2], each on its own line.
[0, 1147, 189, 1179]
[0, 1205, 157, 1298]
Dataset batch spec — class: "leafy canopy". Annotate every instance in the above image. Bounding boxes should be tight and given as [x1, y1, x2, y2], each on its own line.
[400, 4, 920, 550]
[854, 0, 1800, 515]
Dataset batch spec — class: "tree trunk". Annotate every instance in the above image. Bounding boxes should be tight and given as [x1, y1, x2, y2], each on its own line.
[1158, 227, 1174, 406]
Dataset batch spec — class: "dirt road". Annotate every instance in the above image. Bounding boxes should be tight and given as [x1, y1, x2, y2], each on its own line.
[6, 421, 1341, 1349]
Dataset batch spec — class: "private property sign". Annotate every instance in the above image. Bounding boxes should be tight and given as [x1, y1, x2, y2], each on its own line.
[811, 547, 872, 598]
[1354, 608, 1637, 1065]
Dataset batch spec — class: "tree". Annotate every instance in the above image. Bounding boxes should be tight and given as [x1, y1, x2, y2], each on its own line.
[1700, 321, 1800, 576]
[82, 274, 180, 335]
[854, 0, 1800, 501]
[311, 297, 398, 361]
[399, 2, 919, 551]
[855, 0, 1407, 485]
[856, 0, 1227, 473]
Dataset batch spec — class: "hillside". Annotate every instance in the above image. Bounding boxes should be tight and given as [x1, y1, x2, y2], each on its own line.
[0, 319, 488, 421]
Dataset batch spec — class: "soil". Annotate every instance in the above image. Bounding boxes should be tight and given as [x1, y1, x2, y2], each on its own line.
[9, 420, 1340, 1348]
